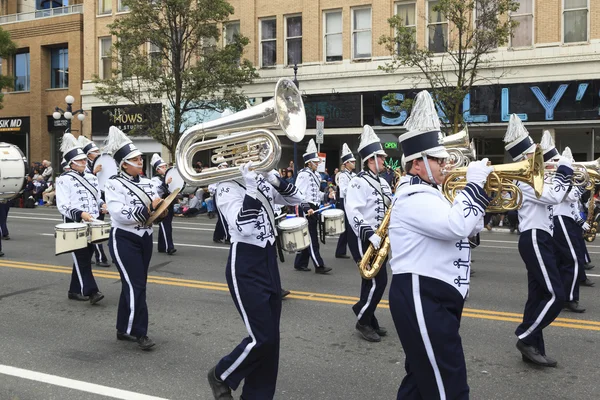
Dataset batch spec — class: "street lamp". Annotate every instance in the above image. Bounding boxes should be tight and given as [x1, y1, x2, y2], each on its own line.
[292, 64, 299, 176]
[53, 94, 86, 134]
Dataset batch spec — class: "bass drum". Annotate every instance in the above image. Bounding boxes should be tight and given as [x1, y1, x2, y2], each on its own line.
[0, 142, 27, 201]
[94, 154, 118, 191]
[166, 166, 195, 194]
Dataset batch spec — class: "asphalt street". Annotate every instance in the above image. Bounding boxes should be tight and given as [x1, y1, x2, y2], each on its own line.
[0, 207, 599, 400]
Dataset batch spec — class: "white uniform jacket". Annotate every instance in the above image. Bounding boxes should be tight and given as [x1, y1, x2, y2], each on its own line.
[554, 186, 585, 225]
[337, 170, 356, 199]
[388, 175, 490, 298]
[151, 175, 169, 199]
[105, 172, 160, 236]
[56, 171, 103, 222]
[517, 165, 573, 234]
[208, 183, 218, 197]
[216, 176, 303, 247]
[295, 167, 324, 210]
[345, 170, 392, 242]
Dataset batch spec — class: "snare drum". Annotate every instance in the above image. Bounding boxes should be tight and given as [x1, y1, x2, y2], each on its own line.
[321, 209, 345, 236]
[0, 142, 27, 201]
[278, 217, 310, 252]
[94, 154, 118, 191]
[55, 223, 88, 255]
[88, 221, 111, 243]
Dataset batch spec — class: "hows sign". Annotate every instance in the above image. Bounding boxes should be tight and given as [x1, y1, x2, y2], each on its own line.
[92, 104, 162, 134]
[368, 79, 600, 126]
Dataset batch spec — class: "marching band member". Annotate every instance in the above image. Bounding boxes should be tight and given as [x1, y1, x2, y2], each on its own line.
[104, 126, 162, 350]
[56, 134, 105, 305]
[388, 90, 492, 399]
[551, 146, 588, 312]
[504, 115, 573, 367]
[293, 139, 331, 274]
[207, 161, 303, 400]
[212, 162, 230, 243]
[78, 135, 110, 267]
[345, 127, 392, 342]
[334, 143, 356, 259]
[150, 154, 176, 255]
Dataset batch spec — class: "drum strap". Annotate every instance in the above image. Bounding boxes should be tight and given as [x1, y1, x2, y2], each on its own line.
[68, 172, 99, 204]
[114, 176, 152, 208]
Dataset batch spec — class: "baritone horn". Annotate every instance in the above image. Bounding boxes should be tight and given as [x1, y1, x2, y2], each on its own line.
[442, 145, 545, 212]
[175, 78, 305, 187]
[442, 126, 476, 168]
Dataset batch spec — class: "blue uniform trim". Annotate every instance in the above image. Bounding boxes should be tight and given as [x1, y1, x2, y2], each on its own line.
[461, 183, 491, 212]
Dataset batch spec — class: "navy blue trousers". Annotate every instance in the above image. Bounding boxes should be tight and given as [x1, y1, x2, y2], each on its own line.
[214, 202, 229, 241]
[389, 273, 468, 400]
[93, 211, 108, 263]
[575, 233, 590, 281]
[347, 229, 388, 327]
[553, 216, 581, 302]
[294, 209, 324, 269]
[0, 202, 9, 236]
[216, 242, 281, 400]
[70, 243, 100, 296]
[158, 207, 175, 252]
[109, 228, 153, 337]
[335, 199, 349, 257]
[515, 229, 565, 355]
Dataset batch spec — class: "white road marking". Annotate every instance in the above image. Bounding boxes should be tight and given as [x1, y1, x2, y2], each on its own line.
[0, 364, 169, 400]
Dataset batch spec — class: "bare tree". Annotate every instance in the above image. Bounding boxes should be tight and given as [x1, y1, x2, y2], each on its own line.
[93, 0, 258, 158]
[379, 0, 519, 132]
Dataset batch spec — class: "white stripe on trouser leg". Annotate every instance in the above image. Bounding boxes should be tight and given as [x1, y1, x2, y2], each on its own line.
[412, 274, 446, 400]
[95, 244, 104, 262]
[557, 216, 579, 301]
[111, 229, 136, 335]
[518, 229, 556, 340]
[71, 253, 84, 295]
[356, 278, 376, 321]
[308, 238, 319, 266]
[160, 222, 168, 249]
[220, 242, 257, 381]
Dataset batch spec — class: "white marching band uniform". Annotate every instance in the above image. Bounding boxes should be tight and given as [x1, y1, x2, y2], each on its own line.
[334, 145, 356, 258]
[150, 153, 176, 254]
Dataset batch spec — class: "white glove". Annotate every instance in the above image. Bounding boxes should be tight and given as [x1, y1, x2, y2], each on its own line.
[557, 156, 573, 169]
[262, 169, 280, 186]
[466, 158, 493, 188]
[368, 233, 382, 250]
[240, 161, 258, 196]
[581, 222, 591, 231]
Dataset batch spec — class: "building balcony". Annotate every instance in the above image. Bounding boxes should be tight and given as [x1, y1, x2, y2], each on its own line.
[0, 4, 83, 25]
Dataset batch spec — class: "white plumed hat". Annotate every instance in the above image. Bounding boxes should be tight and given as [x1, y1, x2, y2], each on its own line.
[151, 153, 167, 170]
[340, 143, 355, 163]
[398, 90, 449, 163]
[104, 126, 142, 167]
[357, 125, 386, 160]
[60, 133, 87, 164]
[303, 139, 320, 163]
[562, 146, 574, 162]
[504, 114, 536, 161]
[78, 135, 99, 155]
[540, 130, 559, 162]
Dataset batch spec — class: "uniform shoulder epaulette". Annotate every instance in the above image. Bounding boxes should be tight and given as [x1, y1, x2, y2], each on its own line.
[59, 170, 73, 177]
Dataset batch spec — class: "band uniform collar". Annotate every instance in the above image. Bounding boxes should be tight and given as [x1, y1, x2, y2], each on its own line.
[120, 170, 140, 183]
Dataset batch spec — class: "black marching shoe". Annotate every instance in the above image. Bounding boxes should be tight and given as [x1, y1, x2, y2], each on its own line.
[89, 292, 104, 305]
[564, 301, 586, 313]
[68, 292, 89, 301]
[137, 336, 155, 350]
[374, 326, 387, 337]
[3, 235, 9, 240]
[207, 366, 234, 400]
[335, 254, 350, 259]
[96, 261, 111, 267]
[516, 340, 550, 366]
[521, 354, 557, 368]
[355, 322, 381, 342]
[167, 248, 177, 255]
[294, 266, 311, 272]
[315, 266, 332, 274]
[581, 278, 595, 287]
[117, 331, 138, 342]
[584, 263, 595, 270]
[0, 251, 4, 257]
[281, 288, 291, 299]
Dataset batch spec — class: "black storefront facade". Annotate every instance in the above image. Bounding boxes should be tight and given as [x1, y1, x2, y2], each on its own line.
[0, 117, 30, 162]
[276, 78, 600, 174]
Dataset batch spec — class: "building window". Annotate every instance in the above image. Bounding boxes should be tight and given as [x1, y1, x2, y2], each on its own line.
[510, 0, 533, 48]
[98, 0, 111, 15]
[224, 21, 240, 46]
[260, 18, 276, 67]
[428, 0, 448, 53]
[118, 0, 129, 12]
[285, 15, 302, 66]
[14, 52, 30, 92]
[395, 2, 416, 51]
[148, 42, 161, 71]
[324, 10, 342, 62]
[99, 37, 112, 79]
[50, 47, 68, 88]
[352, 7, 372, 59]
[563, 0, 588, 43]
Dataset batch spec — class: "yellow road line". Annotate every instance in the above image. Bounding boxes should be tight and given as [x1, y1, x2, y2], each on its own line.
[2, 261, 599, 332]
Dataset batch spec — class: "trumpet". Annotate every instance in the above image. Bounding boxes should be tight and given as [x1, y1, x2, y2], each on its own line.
[175, 78, 305, 186]
[442, 146, 545, 212]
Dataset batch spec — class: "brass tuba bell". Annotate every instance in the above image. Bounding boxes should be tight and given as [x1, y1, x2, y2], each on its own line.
[442, 126, 476, 168]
